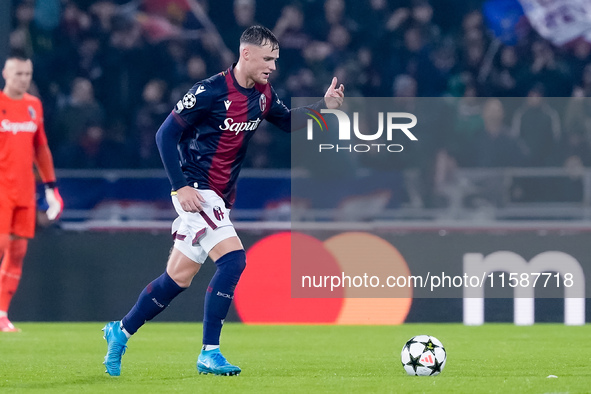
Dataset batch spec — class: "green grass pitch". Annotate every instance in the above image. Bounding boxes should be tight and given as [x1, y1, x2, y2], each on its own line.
[0, 322, 589, 393]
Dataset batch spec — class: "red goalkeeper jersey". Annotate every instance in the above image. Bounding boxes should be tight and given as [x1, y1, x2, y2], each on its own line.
[0, 91, 48, 207]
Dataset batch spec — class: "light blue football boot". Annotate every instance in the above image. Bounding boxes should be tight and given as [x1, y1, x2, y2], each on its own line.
[102, 321, 128, 376]
[197, 348, 241, 376]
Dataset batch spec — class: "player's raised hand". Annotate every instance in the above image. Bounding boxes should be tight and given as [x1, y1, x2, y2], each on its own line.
[324, 77, 345, 109]
[176, 186, 206, 213]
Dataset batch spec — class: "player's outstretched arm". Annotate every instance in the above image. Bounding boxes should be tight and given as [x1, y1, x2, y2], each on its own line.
[324, 77, 345, 109]
[266, 78, 344, 132]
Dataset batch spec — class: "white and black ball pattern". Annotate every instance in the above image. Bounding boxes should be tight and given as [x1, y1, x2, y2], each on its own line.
[400, 335, 446, 376]
[182, 92, 197, 109]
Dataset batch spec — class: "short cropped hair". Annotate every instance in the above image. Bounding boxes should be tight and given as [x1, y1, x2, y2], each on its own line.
[240, 26, 279, 51]
[5, 50, 30, 63]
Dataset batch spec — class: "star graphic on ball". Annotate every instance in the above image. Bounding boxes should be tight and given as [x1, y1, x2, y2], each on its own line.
[403, 337, 419, 353]
[420, 338, 440, 355]
[405, 353, 424, 373]
[428, 357, 445, 375]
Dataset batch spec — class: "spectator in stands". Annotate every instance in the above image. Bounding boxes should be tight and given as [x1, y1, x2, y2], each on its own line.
[459, 11, 487, 81]
[475, 98, 526, 167]
[562, 92, 591, 168]
[486, 45, 524, 97]
[429, 38, 458, 96]
[511, 84, 561, 166]
[577, 63, 591, 97]
[88, 1, 117, 38]
[132, 79, 171, 168]
[302, 40, 333, 86]
[8, 0, 591, 171]
[98, 14, 152, 127]
[411, 0, 440, 46]
[56, 122, 131, 168]
[353, 47, 383, 97]
[58, 1, 92, 44]
[448, 79, 484, 167]
[394, 73, 418, 98]
[273, 4, 309, 74]
[326, 24, 354, 69]
[284, 67, 323, 98]
[387, 22, 441, 96]
[52, 77, 105, 148]
[358, 0, 390, 43]
[170, 55, 208, 105]
[157, 40, 189, 88]
[9, 1, 36, 57]
[566, 39, 591, 87]
[322, 0, 358, 35]
[520, 39, 572, 97]
[224, 0, 259, 53]
[75, 34, 104, 84]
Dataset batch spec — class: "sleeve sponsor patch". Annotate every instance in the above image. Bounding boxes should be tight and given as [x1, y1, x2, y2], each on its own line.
[174, 100, 184, 113]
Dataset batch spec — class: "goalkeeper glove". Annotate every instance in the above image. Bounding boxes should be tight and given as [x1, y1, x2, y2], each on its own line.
[44, 182, 64, 220]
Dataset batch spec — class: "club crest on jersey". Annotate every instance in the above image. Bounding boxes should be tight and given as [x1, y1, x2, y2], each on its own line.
[213, 206, 224, 221]
[28, 106, 36, 120]
[183, 92, 197, 109]
[259, 94, 266, 112]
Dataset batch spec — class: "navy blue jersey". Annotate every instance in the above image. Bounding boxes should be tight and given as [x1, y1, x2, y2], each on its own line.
[156, 64, 323, 208]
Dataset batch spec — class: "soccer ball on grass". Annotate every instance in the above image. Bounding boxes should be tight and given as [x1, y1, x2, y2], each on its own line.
[400, 335, 446, 376]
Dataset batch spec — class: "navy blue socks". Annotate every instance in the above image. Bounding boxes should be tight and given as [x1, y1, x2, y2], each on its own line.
[119, 250, 246, 344]
[121, 271, 186, 335]
[202, 250, 246, 345]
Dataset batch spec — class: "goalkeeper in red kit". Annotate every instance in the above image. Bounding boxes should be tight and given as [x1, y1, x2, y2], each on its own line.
[0, 53, 63, 332]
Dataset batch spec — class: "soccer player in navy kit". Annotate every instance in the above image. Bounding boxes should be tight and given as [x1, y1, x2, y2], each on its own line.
[103, 26, 344, 376]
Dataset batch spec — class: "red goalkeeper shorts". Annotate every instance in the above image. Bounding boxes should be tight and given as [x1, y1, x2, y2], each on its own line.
[0, 197, 35, 238]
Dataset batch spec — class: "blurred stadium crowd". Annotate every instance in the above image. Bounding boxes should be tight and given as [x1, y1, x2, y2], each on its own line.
[7, 0, 591, 174]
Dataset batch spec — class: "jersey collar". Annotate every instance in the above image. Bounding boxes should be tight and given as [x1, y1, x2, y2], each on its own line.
[228, 63, 258, 94]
